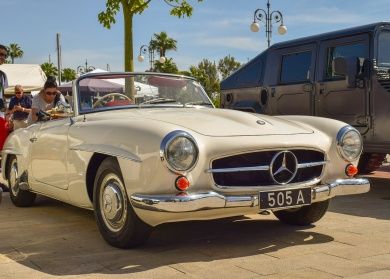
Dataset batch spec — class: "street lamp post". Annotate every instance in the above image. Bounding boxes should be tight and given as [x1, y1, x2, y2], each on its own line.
[77, 59, 95, 76]
[250, 0, 287, 48]
[137, 42, 166, 71]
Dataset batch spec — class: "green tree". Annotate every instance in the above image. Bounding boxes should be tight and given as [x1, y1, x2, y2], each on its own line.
[218, 55, 241, 80]
[189, 59, 220, 106]
[8, 43, 24, 64]
[61, 68, 77, 82]
[41, 62, 58, 78]
[98, 0, 202, 73]
[149, 31, 177, 58]
[154, 58, 178, 73]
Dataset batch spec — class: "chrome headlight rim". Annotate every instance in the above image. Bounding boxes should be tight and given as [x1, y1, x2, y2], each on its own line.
[160, 130, 199, 173]
[336, 126, 363, 161]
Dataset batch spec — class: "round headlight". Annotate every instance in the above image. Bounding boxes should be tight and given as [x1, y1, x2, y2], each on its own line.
[336, 126, 363, 161]
[161, 131, 198, 172]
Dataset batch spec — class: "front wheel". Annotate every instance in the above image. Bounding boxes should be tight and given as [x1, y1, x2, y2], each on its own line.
[8, 156, 36, 207]
[273, 200, 330, 226]
[93, 157, 152, 249]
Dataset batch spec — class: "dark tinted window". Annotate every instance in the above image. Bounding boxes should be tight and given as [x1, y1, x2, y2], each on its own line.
[280, 51, 311, 84]
[220, 52, 265, 90]
[326, 43, 368, 78]
[378, 31, 390, 68]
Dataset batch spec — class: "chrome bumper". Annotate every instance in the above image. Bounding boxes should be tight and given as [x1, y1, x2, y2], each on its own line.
[130, 178, 370, 213]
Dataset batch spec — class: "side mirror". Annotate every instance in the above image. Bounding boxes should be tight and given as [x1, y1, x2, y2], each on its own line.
[332, 56, 360, 88]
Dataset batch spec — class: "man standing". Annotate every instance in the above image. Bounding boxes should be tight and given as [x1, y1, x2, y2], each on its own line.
[8, 85, 31, 130]
[0, 44, 8, 191]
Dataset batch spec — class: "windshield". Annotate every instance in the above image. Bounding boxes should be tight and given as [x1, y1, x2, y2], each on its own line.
[76, 73, 213, 113]
[378, 31, 390, 68]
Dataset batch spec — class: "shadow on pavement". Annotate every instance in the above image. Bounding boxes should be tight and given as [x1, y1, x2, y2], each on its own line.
[0, 194, 334, 276]
[328, 173, 390, 220]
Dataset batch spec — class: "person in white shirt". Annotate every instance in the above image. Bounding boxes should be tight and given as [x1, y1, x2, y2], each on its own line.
[27, 77, 66, 125]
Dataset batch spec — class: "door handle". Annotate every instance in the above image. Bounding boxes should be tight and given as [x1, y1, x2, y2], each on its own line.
[29, 137, 37, 143]
[303, 83, 313, 92]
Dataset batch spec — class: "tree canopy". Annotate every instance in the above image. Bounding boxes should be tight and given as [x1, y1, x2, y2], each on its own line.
[8, 43, 24, 64]
[149, 31, 177, 58]
[98, 0, 202, 72]
[61, 68, 77, 82]
[41, 62, 58, 78]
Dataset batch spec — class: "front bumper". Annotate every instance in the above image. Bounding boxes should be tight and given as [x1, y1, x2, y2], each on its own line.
[130, 178, 369, 226]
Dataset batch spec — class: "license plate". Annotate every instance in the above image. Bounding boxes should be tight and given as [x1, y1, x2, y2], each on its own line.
[259, 188, 312, 209]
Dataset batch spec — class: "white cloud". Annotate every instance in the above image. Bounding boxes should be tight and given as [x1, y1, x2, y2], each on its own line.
[286, 7, 363, 25]
[197, 36, 267, 52]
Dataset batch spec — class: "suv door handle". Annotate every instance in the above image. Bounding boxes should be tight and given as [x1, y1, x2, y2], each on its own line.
[29, 137, 37, 143]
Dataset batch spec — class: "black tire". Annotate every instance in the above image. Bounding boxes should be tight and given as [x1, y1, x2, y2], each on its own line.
[358, 153, 386, 174]
[273, 200, 330, 226]
[93, 157, 152, 249]
[7, 156, 36, 207]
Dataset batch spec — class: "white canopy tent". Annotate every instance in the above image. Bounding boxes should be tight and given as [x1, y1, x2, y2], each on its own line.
[0, 64, 47, 96]
[87, 69, 158, 97]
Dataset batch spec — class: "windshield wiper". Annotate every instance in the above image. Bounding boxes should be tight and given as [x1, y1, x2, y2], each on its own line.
[139, 98, 179, 106]
[183, 101, 213, 107]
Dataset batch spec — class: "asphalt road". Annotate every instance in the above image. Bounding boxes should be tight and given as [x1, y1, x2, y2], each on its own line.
[0, 170, 389, 279]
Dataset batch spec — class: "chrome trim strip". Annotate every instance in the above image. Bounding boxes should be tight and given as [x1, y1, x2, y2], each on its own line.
[70, 144, 142, 162]
[206, 160, 326, 173]
[130, 178, 370, 213]
[297, 161, 327, 168]
[206, 165, 270, 173]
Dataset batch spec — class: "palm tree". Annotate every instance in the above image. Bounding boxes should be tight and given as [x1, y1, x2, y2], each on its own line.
[41, 62, 58, 78]
[8, 43, 24, 64]
[149, 32, 177, 58]
[154, 58, 178, 74]
[61, 68, 77, 82]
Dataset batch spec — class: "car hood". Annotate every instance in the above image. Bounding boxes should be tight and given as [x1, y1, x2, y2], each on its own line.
[93, 108, 314, 137]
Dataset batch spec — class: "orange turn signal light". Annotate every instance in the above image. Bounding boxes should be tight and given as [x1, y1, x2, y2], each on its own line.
[175, 176, 190, 191]
[346, 164, 358, 177]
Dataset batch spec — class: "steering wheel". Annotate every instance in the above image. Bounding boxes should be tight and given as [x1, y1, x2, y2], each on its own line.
[92, 93, 132, 108]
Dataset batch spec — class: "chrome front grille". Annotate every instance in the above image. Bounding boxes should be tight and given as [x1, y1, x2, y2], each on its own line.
[208, 149, 325, 187]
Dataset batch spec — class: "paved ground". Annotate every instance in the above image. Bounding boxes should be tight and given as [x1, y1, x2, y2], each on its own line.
[0, 170, 389, 279]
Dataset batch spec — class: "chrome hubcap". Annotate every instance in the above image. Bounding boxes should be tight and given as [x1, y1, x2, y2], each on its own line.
[9, 160, 19, 196]
[99, 173, 127, 232]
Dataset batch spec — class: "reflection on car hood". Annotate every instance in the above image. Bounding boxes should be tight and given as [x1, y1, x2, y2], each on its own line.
[90, 108, 314, 137]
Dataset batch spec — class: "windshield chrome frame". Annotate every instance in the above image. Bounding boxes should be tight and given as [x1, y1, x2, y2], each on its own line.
[74, 72, 213, 116]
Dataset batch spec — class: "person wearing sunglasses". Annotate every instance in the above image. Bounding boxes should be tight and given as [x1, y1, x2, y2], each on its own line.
[27, 77, 65, 125]
[7, 85, 32, 130]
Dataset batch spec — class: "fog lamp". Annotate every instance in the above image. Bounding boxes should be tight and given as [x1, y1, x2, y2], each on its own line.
[346, 164, 358, 177]
[175, 176, 190, 191]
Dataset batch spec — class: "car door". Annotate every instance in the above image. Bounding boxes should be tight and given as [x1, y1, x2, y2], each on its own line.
[30, 117, 71, 190]
[269, 43, 317, 115]
[315, 35, 369, 132]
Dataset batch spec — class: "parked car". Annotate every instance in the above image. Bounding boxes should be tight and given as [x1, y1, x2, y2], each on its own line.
[221, 22, 390, 174]
[2, 73, 369, 248]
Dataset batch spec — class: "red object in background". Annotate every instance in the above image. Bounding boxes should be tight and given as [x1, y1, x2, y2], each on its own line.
[0, 117, 9, 150]
[148, 76, 187, 88]
[105, 99, 133, 107]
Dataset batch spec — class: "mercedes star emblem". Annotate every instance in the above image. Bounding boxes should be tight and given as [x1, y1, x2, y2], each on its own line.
[270, 151, 298, 184]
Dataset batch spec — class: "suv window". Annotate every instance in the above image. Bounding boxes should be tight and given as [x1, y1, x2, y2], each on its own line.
[280, 51, 311, 84]
[326, 42, 368, 79]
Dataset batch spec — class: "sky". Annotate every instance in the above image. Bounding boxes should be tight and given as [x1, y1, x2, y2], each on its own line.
[1, 0, 390, 72]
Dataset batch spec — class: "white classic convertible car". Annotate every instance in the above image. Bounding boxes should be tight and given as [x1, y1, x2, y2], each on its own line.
[2, 73, 369, 248]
